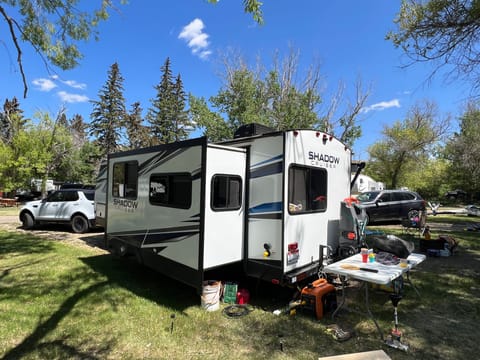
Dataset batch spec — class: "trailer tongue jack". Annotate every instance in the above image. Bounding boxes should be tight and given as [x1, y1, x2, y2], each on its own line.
[385, 294, 408, 351]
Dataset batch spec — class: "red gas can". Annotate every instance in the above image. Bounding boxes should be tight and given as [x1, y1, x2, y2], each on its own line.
[236, 288, 250, 304]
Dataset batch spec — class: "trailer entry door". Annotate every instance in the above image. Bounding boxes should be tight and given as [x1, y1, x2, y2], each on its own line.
[203, 146, 246, 269]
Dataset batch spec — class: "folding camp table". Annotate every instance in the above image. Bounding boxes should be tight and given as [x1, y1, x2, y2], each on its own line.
[323, 253, 426, 340]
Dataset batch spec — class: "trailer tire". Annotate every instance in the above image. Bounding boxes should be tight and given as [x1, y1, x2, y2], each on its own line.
[21, 212, 35, 229]
[71, 214, 89, 234]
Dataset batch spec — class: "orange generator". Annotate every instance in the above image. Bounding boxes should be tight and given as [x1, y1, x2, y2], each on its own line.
[300, 278, 336, 320]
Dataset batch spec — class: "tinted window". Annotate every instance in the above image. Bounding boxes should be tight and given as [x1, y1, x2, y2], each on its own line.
[378, 193, 392, 202]
[63, 191, 79, 202]
[288, 165, 327, 214]
[392, 192, 415, 201]
[211, 175, 242, 211]
[113, 161, 138, 199]
[149, 173, 192, 209]
[83, 192, 95, 201]
[357, 191, 380, 202]
[47, 191, 78, 202]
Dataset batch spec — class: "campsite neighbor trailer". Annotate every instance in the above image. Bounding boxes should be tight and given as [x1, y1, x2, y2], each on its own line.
[351, 174, 384, 194]
[102, 128, 352, 293]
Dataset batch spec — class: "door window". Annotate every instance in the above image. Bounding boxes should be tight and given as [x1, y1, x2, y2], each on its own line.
[211, 175, 242, 211]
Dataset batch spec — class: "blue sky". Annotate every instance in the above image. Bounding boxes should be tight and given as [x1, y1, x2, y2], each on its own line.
[0, 0, 471, 159]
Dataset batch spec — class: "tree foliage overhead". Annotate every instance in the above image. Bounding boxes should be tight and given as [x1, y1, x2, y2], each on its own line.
[89, 62, 127, 157]
[387, 0, 480, 91]
[207, 0, 263, 24]
[367, 100, 450, 189]
[0, 0, 123, 98]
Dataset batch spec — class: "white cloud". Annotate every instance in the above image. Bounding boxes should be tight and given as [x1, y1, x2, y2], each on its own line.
[32, 78, 57, 92]
[178, 18, 212, 60]
[61, 79, 87, 90]
[57, 91, 89, 103]
[361, 99, 401, 113]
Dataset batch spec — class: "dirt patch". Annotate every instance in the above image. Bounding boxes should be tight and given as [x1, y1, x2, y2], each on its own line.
[0, 215, 107, 253]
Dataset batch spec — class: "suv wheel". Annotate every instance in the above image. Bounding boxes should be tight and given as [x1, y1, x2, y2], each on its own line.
[21, 212, 35, 229]
[71, 215, 89, 233]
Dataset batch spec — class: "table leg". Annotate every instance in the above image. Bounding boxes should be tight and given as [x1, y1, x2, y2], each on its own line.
[331, 279, 384, 341]
[332, 276, 346, 319]
[405, 271, 421, 298]
[364, 282, 384, 341]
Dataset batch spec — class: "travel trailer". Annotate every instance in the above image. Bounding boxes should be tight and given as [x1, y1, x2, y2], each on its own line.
[101, 127, 353, 293]
[351, 174, 384, 194]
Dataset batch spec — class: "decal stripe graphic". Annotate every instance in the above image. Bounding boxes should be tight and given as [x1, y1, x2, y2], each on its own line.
[249, 202, 282, 219]
[110, 224, 200, 248]
[249, 202, 282, 213]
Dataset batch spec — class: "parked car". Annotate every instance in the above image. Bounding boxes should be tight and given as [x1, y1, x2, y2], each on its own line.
[19, 189, 96, 233]
[465, 205, 480, 217]
[445, 189, 467, 200]
[356, 189, 426, 224]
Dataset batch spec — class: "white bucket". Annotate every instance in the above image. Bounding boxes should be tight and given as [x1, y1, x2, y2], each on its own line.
[201, 281, 222, 312]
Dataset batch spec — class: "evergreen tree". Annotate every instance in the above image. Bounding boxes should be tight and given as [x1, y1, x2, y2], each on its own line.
[147, 58, 188, 144]
[70, 114, 88, 148]
[126, 102, 152, 149]
[0, 97, 26, 144]
[172, 74, 190, 141]
[89, 62, 127, 157]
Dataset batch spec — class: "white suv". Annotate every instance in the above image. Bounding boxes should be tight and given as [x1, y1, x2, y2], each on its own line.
[19, 189, 96, 233]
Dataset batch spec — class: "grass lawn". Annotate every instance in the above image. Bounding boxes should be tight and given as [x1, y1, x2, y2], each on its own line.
[0, 213, 479, 359]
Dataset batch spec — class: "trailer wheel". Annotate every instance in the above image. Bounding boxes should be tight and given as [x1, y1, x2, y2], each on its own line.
[21, 212, 35, 229]
[71, 215, 89, 233]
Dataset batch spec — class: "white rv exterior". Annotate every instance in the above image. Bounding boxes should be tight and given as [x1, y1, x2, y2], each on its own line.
[103, 130, 352, 292]
[94, 161, 107, 228]
[351, 174, 384, 193]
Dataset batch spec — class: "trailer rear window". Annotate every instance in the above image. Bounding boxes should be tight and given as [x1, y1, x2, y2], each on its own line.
[149, 173, 192, 209]
[288, 165, 327, 214]
[211, 175, 242, 211]
[112, 161, 138, 199]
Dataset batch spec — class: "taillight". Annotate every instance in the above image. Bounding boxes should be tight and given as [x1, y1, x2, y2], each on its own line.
[287, 242, 299, 265]
[342, 231, 356, 241]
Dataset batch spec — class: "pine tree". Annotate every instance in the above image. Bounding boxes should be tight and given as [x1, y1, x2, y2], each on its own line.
[0, 97, 26, 145]
[126, 102, 152, 149]
[89, 62, 127, 157]
[147, 57, 185, 144]
[172, 74, 190, 141]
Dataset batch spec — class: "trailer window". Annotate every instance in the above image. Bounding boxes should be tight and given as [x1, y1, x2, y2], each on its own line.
[288, 165, 327, 214]
[149, 173, 191, 209]
[112, 161, 138, 199]
[211, 175, 242, 211]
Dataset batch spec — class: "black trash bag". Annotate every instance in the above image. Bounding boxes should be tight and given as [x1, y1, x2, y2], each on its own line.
[367, 235, 414, 259]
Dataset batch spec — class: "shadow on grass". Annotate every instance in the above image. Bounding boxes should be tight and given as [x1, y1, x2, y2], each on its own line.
[2, 281, 113, 360]
[0, 232, 55, 257]
[80, 254, 199, 311]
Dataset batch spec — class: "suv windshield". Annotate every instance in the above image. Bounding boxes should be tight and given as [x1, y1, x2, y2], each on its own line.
[357, 191, 380, 202]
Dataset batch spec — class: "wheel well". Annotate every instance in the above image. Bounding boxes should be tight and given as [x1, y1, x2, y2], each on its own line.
[20, 210, 34, 221]
[70, 212, 88, 221]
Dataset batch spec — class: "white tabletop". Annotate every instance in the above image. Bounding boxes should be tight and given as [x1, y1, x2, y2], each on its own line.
[323, 253, 426, 285]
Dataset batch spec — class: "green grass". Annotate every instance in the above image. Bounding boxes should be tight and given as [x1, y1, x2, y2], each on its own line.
[0, 217, 479, 359]
[0, 207, 21, 216]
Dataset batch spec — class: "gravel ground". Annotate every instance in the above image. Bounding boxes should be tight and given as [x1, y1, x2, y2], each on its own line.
[0, 215, 107, 253]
